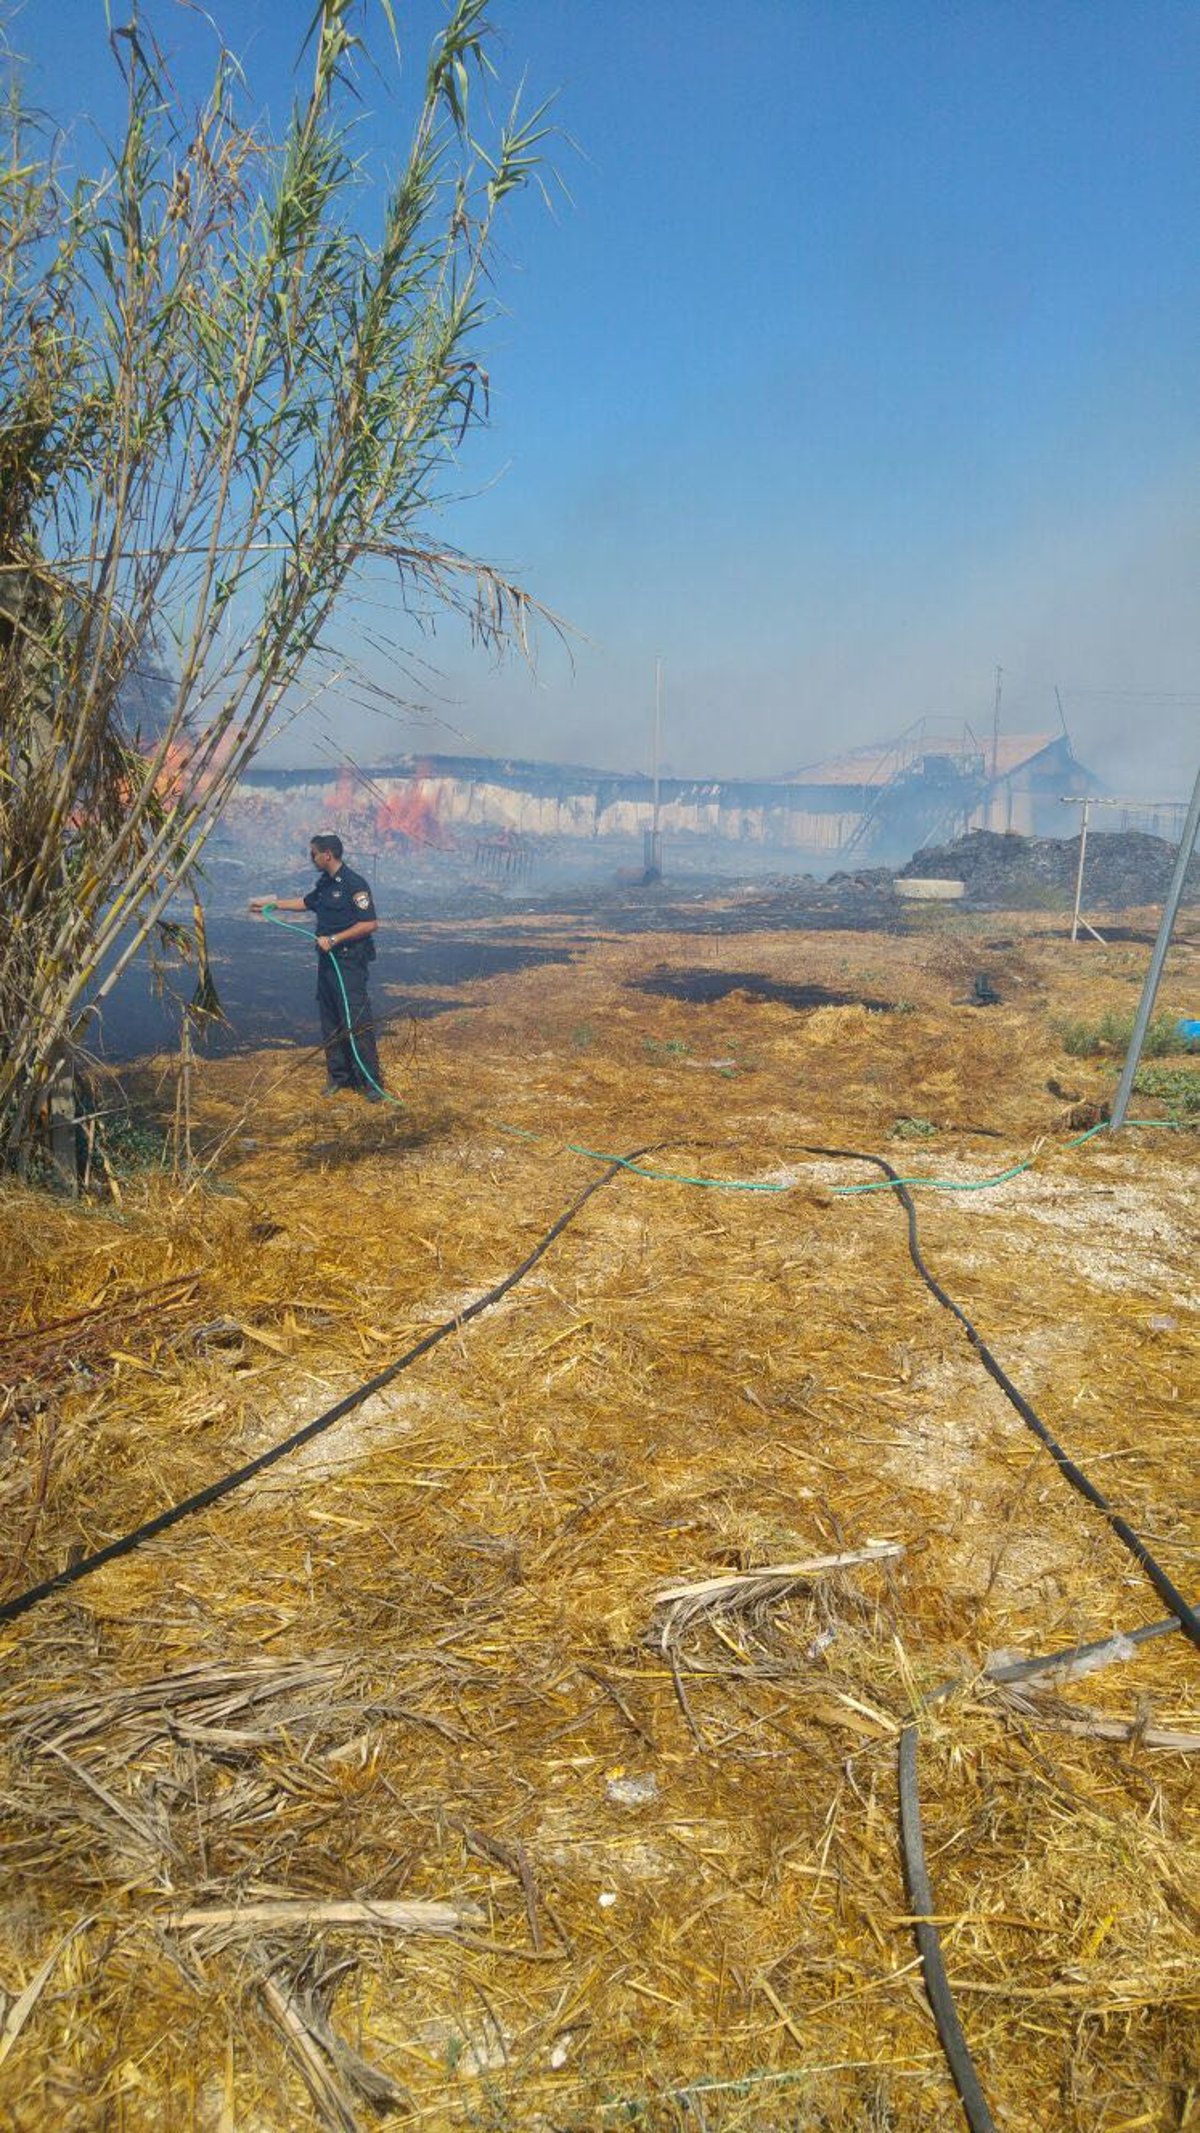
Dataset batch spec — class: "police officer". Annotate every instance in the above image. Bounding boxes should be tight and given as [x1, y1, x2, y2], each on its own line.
[251, 834, 384, 1100]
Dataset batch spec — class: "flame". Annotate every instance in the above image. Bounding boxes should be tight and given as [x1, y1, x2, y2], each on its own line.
[115, 733, 200, 812]
[154, 737, 196, 801]
[374, 784, 452, 850]
[323, 767, 358, 816]
[315, 767, 452, 853]
[137, 725, 239, 806]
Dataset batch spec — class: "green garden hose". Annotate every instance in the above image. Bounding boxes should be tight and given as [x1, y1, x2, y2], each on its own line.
[260, 904, 403, 1107]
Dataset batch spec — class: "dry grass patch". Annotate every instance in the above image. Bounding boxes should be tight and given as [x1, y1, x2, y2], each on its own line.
[1, 909, 1196, 2129]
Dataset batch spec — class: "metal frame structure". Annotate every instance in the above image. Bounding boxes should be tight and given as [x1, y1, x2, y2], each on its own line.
[1060, 792, 1193, 945]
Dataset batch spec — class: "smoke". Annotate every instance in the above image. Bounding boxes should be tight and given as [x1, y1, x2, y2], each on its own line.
[256, 434, 1199, 802]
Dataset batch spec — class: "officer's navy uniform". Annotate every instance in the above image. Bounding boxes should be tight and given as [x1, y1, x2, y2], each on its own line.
[303, 864, 383, 1092]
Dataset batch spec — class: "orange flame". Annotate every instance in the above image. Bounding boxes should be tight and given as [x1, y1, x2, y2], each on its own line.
[323, 767, 358, 816]
[116, 733, 200, 813]
[316, 768, 452, 853]
[138, 726, 238, 806]
[374, 784, 452, 850]
[154, 737, 196, 802]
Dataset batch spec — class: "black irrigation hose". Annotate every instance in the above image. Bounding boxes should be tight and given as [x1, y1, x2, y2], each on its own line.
[0, 1148, 658, 1630]
[898, 1723, 999, 2133]
[900, 1614, 1182, 2133]
[979, 1615, 1181, 1688]
[802, 1141, 1197, 2133]
[5, 1120, 1193, 2128]
[801, 1143, 1200, 1658]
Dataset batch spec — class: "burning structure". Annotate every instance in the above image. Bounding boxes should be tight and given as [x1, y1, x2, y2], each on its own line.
[228, 725, 1106, 874]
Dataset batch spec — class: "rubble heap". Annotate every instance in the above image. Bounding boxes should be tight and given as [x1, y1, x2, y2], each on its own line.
[899, 828, 1200, 908]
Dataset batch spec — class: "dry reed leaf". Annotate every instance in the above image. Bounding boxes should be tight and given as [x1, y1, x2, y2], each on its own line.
[653, 1542, 904, 1606]
[0, 1918, 92, 2069]
[259, 1973, 361, 2133]
[169, 1899, 484, 1937]
[0, 905, 1196, 2129]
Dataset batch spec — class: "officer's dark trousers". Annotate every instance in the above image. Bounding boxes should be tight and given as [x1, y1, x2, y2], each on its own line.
[317, 950, 382, 1090]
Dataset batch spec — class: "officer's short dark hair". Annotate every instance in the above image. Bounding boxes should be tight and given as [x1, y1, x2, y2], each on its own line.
[311, 832, 343, 860]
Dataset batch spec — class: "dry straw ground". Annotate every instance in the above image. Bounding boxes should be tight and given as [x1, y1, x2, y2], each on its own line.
[0, 901, 1197, 2131]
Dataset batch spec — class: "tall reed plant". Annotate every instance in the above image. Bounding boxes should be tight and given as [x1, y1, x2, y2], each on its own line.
[0, 0, 551, 1173]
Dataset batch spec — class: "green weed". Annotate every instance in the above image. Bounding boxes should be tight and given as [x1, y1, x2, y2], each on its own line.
[1129, 1065, 1200, 1119]
[98, 1113, 170, 1177]
[1058, 1011, 1191, 1059]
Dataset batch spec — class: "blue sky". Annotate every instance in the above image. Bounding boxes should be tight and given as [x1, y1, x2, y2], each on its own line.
[20, 2, 1200, 791]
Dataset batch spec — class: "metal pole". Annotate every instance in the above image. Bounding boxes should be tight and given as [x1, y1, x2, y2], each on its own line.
[1070, 798, 1090, 942]
[1111, 760, 1200, 1129]
[652, 656, 662, 836]
[644, 656, 663, 877]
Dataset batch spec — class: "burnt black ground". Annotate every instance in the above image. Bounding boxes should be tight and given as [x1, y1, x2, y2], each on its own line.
[90, 823, 1195, 1061]
[91, 881, 906, 1061]
[93, 913, 576, 1062]
[633, 969, 894, 1012]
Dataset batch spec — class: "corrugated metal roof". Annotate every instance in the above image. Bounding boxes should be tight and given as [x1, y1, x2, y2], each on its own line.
[781, 733, 1068, 787]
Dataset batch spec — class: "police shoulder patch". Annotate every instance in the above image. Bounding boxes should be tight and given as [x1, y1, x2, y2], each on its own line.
[353, 889, 371, 910]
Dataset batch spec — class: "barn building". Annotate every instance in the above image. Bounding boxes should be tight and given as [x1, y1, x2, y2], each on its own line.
[231, 725, 1108, 871]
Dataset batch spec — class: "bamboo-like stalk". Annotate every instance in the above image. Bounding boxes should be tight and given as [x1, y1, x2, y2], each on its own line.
[0, 0, 556, 1175]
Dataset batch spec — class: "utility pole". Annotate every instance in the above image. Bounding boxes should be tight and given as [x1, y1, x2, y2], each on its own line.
[990, 665, 1003, 781]
[653, 655, 662, 838]
[1111, 760, 1200, 1128]
[644, 656, 663, 879]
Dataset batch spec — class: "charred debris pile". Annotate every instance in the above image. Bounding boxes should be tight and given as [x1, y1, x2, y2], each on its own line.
[579, 827, 1200, 940]
[894, 827, 1200, 909]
